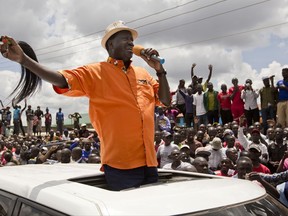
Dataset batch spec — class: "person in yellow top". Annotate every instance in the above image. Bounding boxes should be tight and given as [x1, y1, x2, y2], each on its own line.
[0, 20, 170, 191]
[204, 82, 220, 124]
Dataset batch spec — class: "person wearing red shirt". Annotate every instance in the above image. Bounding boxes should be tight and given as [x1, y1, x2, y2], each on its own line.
[214, 158, 235, 177]
[218, 84, 233, 124]
[249, 144, 271, 174]
[229, 78, 244, 121]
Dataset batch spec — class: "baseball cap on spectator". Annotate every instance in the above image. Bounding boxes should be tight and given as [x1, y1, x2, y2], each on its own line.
[195, 147, 211, 156]
[192, 75, 198, 80]
[223, 129, 234, 137]
[249, 144, 261, 153]
[163, 131, 172, 137]
[41, 147, 48, 154]
[211, 137, 222, 150]
[81, 123, 86, 127]
[41, 147, 48, 151]
[180, 144, 190, 150]
[251, 129, 260, 135]
[198, 76, 203, 82]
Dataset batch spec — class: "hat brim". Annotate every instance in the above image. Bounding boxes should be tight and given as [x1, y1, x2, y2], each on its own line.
[101, 27, 138, 48]
[249, 147, 261, 153]
[196, 151, 211, 156]
[212, 144, 222, 149]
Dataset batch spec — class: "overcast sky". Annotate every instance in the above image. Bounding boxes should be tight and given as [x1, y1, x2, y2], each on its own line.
[1, 0, 288, 124]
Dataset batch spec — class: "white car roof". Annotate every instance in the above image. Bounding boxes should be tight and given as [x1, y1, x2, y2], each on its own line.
[0, 163, 266, 215]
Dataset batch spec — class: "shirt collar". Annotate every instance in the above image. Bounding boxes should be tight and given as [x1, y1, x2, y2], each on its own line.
[107, 57, 132, 72]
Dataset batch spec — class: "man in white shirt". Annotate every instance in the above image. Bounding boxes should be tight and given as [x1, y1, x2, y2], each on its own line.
[265, 127, 275, 146]
[193, 84, 207, 127]
[241, 79, 260, 126]
[206, 137, 226, 171]
[156, 132, 179, 168]
[162, 149, 197, 172]
[238, 125, 269, 164]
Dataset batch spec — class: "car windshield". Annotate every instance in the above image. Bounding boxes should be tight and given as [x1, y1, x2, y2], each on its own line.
[186, 194, 288, 216]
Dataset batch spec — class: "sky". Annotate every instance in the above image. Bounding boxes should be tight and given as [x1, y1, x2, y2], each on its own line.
[0, 0, 288, 125]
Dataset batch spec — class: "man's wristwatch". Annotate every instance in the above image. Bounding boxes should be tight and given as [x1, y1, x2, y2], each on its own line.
[156, 69, 167, 77]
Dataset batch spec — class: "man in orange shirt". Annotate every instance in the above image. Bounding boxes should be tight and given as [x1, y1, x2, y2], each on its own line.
[1, 21, 170, 190]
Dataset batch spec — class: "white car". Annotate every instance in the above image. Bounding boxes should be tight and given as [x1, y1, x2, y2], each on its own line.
[0, 163, 287, 216]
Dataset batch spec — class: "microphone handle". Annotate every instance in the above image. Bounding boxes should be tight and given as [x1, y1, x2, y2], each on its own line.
[140, 50, 165, 64]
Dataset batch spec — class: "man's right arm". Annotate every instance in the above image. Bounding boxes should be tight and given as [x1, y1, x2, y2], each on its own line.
[21, 52, 68, 88]
[1, 37, 67, 88]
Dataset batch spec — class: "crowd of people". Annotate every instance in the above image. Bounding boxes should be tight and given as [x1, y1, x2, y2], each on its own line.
[0, 64, 287, 201]
[154, 65, 288, 206]
[0, 99, 101, 165]
[0, 100, 84, 138]
[0, 120, 101, 166]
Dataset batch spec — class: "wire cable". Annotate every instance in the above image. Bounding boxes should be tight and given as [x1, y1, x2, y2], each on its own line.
[34, 0, 201, 51]
[35, 0, 272, 62]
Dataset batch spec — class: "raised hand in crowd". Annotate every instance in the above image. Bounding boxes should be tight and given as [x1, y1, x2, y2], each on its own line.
[239, 114, 246, 127]
[208, 64, 212, 71]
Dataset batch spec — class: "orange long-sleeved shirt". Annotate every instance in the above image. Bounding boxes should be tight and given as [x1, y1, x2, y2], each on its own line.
[53, 58, 159, 169]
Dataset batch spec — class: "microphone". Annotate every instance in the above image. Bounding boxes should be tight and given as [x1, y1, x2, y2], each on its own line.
[133, 45, 165, 64]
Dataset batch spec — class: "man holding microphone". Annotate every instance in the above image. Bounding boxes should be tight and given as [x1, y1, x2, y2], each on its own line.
[0, 20, 170, 191]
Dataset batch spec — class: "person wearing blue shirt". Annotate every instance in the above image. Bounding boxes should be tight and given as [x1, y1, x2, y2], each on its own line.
[276, 68, 288, 127]
[82, 141, 92, 162]
[13, 105, 21, 135]
[56, 107, 64, 135]
[155, 106, 171, 132]
[179, 86, 194, 127]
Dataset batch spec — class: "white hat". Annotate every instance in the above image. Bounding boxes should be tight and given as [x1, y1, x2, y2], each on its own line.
[81, 123, 86, 127]
[211, 137, 222, 150]
[249, 144, 261, 153]
[101, 20, 138, 48]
